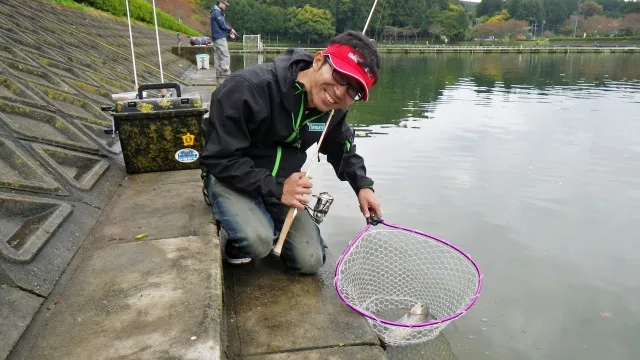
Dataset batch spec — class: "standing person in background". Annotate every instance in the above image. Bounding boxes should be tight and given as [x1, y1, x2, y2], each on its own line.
[210, 0, 238, 85]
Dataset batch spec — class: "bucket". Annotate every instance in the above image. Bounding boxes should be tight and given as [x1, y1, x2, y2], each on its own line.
[196, 54, 210, 70]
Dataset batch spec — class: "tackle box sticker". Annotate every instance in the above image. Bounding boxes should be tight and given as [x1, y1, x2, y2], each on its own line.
[175, 148, 199, 163]
[181, 132, 195, 146]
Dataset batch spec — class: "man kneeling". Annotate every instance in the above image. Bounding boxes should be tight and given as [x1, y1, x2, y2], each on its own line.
[201, 30, 383, 275]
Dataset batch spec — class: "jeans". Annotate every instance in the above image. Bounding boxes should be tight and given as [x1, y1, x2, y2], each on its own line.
[205, 174, 326, 275]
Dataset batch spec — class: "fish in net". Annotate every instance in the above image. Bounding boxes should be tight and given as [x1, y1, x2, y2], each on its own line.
[334, 215, 483, 346]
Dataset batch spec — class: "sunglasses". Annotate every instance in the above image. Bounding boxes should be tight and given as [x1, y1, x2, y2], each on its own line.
[323, 55, 363, 101]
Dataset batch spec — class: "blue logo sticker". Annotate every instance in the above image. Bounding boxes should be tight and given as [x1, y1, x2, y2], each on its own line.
[308, 123, 325, 132]
[175, 148, 199, 163]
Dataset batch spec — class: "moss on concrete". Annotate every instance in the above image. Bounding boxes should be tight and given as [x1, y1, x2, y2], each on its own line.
[38, 57, 51, 67]
[0, 76, 21, 95]
[114, 72, 134, 83]
[5, 61, 46, 78]
[67, 79, 111, 98]
[39, 86, 86, 108]
[87, 73, 129, 91]
[0, 101, 31, 114]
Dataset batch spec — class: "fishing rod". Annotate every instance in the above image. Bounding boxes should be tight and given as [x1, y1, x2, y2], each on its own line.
[125, 0, 138, 90]
[151, 0, 165, 85]
[103, 0, 171, 136]
[362, 0, 381, 35]
[271, 110, 336, 256]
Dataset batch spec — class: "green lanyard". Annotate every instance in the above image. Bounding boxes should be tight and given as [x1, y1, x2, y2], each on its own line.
[285, 84, 326, 148]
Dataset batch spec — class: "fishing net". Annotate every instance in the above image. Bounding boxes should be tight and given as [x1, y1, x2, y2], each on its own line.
[334, 216, 482, 346]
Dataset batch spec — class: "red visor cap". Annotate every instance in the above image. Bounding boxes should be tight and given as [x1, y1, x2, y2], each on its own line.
[323, 43, 376, 102]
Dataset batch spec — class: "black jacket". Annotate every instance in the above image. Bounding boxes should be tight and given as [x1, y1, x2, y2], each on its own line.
[200, 48, 374, 201]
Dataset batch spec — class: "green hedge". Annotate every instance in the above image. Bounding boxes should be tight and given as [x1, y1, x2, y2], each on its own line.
[74, 0, 201, 36]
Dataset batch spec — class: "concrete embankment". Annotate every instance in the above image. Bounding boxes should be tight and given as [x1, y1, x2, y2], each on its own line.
[0, 0, 195, 357]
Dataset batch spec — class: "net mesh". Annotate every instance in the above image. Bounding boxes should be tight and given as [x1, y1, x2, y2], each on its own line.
[242, 34, 263, 51]
[335, 221, 481, 346]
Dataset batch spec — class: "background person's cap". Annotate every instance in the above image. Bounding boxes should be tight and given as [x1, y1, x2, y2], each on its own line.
[323, 43, 376, 102]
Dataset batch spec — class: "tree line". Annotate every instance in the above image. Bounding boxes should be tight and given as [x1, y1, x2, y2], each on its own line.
[197, 0, 639, 44]
[475, 0, 640, 40]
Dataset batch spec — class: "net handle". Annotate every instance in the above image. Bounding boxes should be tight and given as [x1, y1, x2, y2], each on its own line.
[366, 213, 382, 226]
[333, 218, 484, 328]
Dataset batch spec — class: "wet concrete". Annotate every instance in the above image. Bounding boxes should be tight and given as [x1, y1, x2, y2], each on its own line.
[222, 252, 384, 359]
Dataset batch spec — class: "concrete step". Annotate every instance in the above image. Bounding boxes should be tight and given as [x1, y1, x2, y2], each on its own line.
[222, 251, 385, 359]
[8, 170, 223, 360]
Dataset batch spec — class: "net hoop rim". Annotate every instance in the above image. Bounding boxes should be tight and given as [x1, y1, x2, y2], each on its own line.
[333, 219, 483, 328]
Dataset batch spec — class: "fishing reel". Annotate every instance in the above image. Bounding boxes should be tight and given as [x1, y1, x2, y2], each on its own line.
[304, 192, 334, 224]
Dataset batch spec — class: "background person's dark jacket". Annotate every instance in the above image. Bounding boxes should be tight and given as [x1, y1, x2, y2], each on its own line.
[200, 48, 375, 201]
[210, 5, 231, 41]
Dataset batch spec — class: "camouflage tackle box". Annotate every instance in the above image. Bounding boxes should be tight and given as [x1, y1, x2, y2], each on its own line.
[113, 83, 208, 175]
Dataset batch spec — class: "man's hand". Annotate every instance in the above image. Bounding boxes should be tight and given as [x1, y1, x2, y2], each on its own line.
[281, 172, 312, 210]
[230, 29, 238, 38]
[357, 188, 382, 219]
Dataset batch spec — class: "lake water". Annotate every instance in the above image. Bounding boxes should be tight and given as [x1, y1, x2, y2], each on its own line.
[231, 52, 640, 360]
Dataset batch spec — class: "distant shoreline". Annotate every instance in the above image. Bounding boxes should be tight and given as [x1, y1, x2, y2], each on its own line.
[173, 45, 639, 65]
[241, 46, 640, 54]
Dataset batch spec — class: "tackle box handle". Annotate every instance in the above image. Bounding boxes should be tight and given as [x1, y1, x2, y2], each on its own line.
[137, 83, 181, 99]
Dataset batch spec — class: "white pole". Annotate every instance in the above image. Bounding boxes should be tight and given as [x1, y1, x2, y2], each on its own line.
[152, 0, 164, 83]
[125, 0, 138, 89]
[362, 0, 380, 35]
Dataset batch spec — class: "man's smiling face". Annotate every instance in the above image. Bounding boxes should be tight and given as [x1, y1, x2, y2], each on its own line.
[308, 54, 364, 112]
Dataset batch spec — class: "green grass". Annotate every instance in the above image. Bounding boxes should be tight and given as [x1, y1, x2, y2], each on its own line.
[49, 0, 92, 10]
[45, 0, 202, 37]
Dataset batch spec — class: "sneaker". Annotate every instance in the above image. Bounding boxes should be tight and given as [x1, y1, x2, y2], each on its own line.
[224, 243, 252, 265]
[220, 229, 252, 265]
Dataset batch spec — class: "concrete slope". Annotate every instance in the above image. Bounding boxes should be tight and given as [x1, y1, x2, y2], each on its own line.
[0, 0, 205, 358]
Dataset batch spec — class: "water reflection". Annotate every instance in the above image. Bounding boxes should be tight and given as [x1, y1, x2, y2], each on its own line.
[342, 53, 640, 128]
[242, 53, 264, 68]
[230, 52, 640, 360]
